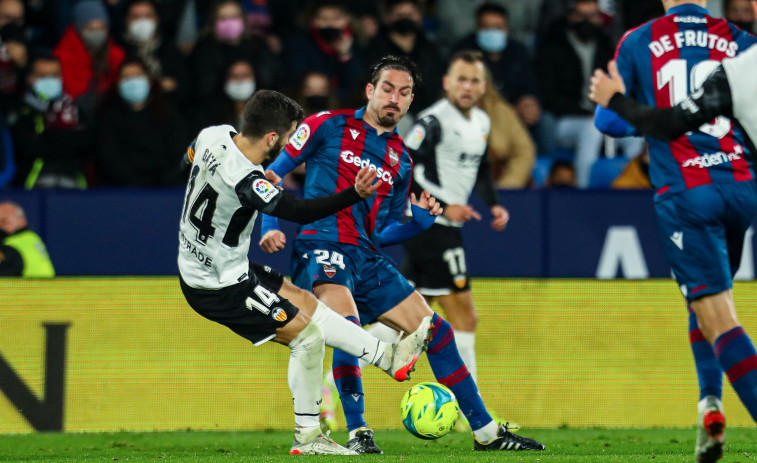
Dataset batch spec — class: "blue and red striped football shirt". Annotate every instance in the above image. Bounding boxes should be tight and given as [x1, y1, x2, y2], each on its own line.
[614, 3, 757, 198]
[269, 107, 413, 249]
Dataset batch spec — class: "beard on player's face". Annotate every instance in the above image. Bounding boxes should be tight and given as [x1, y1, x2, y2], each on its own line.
[265, 135, 286, 161]
[370, 99, 407, 128]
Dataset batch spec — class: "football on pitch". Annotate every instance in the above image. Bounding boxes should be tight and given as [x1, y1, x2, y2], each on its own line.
[400, 382, 459, 440]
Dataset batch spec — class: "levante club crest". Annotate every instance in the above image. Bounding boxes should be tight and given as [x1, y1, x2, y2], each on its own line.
[323, 266, 337, 278]
[388, 148, 399, 166]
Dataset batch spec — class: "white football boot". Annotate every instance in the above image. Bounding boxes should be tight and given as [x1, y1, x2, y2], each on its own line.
[695, 395, 725, 463]
[289, 429, 357, 455]
[385, 315, 433, 381]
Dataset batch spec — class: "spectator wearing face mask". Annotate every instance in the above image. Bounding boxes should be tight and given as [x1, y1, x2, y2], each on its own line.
[119, 0, 191, 108]
[8, 54, 92, 189]
[535, 0, 613, 187]
[95, 58, 187, 186]
[190, 0, 279, 99]
[454, 3, 545, 151]
[724, 0, 756, 33]
[365, 0, 443, 112]
[281, 0, 365, 105]
[190, 58, 256, 135]
[294, 71, 339, 116]
[53, 0, 125, 116]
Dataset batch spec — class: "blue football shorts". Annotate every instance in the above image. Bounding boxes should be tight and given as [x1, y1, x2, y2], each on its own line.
[290, 239, 416, 324]
[655, 181, 757, 302]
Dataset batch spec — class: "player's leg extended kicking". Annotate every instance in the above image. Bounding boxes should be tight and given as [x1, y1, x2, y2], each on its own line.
[181, 263, 430, 456]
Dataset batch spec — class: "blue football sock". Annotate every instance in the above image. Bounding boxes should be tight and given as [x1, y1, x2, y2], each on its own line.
[714, 326, 757, 423]
[333, 315, 366, 431]
[426, 313, 493, 430]
[688, 308, 723, 400]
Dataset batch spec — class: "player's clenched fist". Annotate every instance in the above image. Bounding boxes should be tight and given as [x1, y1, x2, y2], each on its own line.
[259, 229, 286, 254]
[589, 61, 626, 108]
[354, 166, 383, 199]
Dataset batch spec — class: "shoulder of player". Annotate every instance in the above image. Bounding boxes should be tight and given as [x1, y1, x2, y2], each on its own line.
[301, 109, 354, 130]
[616, 18, 656, 52]
[194, 124, 237, 148]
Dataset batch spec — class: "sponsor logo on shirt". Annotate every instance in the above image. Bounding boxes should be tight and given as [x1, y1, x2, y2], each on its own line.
[681, 146, 744, 169]
[289, 123, 310, 150]
[253, 179, 279, 203]
[340, 150, 395, 185]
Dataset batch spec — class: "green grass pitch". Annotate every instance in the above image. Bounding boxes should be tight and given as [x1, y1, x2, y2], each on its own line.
[1, 428, 755, 462]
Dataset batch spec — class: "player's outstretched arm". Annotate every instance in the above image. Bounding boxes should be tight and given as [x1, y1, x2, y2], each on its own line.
[259, 167, 381, 254]
[267, 166, 380, 224]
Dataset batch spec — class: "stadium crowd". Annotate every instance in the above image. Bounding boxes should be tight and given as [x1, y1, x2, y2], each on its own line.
[0, 0, 751, 190]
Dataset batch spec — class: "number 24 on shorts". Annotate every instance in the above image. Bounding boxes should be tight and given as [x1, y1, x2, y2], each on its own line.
[314, 250, 345, 270]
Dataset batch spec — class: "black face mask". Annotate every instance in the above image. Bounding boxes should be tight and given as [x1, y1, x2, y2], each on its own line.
[305, 95, 329, 112]
[733, 20, 755, 31]
[389, 18, 418, 35]
[0, 229, 8, 241]
[571, 20, 600, 42]
[317, 27, 342, 42]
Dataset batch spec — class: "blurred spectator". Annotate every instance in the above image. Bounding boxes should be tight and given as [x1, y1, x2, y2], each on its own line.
[293, 70, 339, 116]
[365, 0, 443, 113]
[190, 0, 279, 98]
[0, 0, 28, 113]
[283, 70, 341, 190]
[478, 68, 535, 188]
[24, 0, 66, 52]
[190, 58, 254, 134]
[120, 0, 191, 107]
[0, 201, 54, 276]
[95, 58, 187, 186]
[544, 159, 577, 188]
[724, 0, 756, 33]
[535, 0, 613, 187]
[454, 4, 542, 136]
[53, 0, 126, 116]
[612, 145, 651, 189]
[281, 0, 364, 104]
[8, 54, 91, 189]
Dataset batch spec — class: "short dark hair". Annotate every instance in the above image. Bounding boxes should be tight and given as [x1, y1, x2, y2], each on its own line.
[447, 50, 485, 72]
[383, 0, 420, 14]
[29, 53, 60, 72]
[241, 90, 305, 139]
[475, 2, 508, 22]
[368, 55, 422, 91]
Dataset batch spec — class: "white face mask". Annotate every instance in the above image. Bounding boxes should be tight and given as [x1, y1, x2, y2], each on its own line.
[128, 18, 157, 42]
[224, 79, 256, 101]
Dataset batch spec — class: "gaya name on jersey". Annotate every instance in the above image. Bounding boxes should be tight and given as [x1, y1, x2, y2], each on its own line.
[649, 26, 739, 58]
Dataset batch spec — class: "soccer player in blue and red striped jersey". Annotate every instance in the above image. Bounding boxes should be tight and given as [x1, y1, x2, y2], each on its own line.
[260, 55, 545, 454]
[594, 1, 757, 461]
